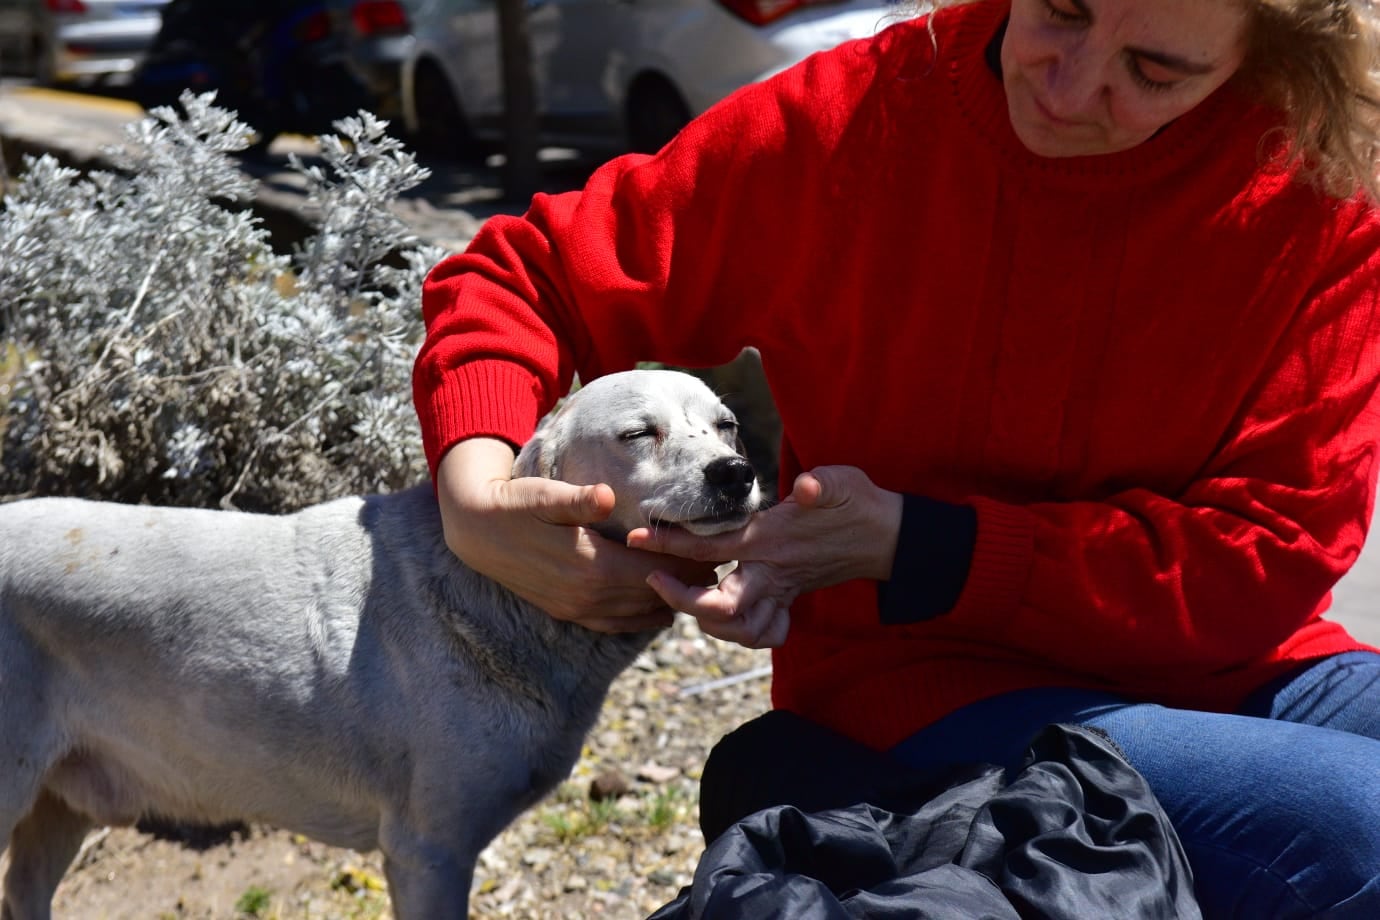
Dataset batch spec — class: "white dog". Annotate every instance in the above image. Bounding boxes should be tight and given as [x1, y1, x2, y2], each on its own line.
[0, 369, 761, 920]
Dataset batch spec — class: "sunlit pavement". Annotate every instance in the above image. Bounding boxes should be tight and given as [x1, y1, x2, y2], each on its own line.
[1, 83, 139, 163]
[1332, 525, 1380, 645]
[0, 82, 318, 162]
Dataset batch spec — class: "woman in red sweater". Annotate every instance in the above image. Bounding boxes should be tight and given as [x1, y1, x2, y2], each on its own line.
[415, 0, 1380, 911]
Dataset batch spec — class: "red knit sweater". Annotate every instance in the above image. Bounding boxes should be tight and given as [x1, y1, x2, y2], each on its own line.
[415, 0, 1380, 750]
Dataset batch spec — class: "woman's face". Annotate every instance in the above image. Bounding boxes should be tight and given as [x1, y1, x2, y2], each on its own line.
[1001, 0, 1251, 157]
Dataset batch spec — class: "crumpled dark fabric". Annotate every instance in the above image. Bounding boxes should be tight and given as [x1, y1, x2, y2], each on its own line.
[649, 715, 1200, 920]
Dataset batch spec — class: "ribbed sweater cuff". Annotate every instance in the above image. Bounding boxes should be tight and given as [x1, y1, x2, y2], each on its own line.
[877, 495, 977, 624]
[418, 360, 543, 479]
[951, 496, 1036, 624]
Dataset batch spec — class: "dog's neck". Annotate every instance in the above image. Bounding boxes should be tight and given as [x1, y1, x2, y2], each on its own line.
[419, 529, 659, 721]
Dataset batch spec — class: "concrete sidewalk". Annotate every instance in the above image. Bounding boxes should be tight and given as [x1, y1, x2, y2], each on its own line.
[1330, 514, 1380, 645]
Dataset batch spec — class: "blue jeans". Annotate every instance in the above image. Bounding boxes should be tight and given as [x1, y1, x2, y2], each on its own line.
[889, 651, 1380, 919]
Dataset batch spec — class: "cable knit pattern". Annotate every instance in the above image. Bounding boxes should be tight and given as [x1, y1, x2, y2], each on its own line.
[416, 0, 1380, 750]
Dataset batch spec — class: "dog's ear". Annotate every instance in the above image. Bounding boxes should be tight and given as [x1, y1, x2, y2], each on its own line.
[513, 434, 554, 479]
[513, 412, 564, 480]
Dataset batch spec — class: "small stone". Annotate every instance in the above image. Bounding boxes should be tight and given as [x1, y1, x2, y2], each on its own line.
[648, 868, 679, 887]
[586, 853, 620, 876]
[522, 847, 554, 869]
[490, 875, 522, 903]
[478, 848, 509, 872]
[637, 761, 681, 784]
[589, 769, 632, 802]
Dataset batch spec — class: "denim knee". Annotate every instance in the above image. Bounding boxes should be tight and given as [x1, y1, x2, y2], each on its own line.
[1238, 650, 1380, 740]
[1083, 705, 1380, 919]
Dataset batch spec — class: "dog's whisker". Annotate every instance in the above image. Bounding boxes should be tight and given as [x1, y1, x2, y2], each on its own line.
[645, 496, 674, 534]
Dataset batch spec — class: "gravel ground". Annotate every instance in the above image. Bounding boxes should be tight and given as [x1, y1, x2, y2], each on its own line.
[40, 617, 773, 920]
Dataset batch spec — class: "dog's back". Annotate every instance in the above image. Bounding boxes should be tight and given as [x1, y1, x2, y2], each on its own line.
[0, 493, 399, 845]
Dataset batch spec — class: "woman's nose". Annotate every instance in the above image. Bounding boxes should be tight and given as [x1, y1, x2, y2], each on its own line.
[1042, 47, 1110, 118]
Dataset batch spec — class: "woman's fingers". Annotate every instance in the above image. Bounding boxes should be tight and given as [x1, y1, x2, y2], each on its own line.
[534, 532, 709, 624]
[646, 566, 792, 649]
[759, 603, 791, 648]
[645, 570, 730, 617]
[626, 523, 748, 562]
[691, 595, 790, 649]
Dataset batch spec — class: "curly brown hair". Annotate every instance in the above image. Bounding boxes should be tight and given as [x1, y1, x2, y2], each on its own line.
[1243, 0, 1380, 201]
[921, 0, 1380, 202]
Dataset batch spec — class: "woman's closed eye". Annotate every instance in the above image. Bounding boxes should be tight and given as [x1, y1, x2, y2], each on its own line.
[1041, 0, 1085, 25]
[1128, 55, 1181, 92]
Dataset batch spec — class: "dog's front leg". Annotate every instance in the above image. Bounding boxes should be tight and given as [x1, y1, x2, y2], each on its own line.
[379, 817, 476, 919]
[2, 791, 93, 920]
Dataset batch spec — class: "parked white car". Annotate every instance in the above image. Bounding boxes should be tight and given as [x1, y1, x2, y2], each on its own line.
[0, 0, 170, 84]
[383, 0, 907, 158]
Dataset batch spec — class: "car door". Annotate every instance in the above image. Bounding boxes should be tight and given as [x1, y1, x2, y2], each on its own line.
[536, 0, 625, 139]
[427, 0, 566, 132]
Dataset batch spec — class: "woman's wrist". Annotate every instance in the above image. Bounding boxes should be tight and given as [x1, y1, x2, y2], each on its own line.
[863, 484, 905, 582]
[437, 437, 518, 496]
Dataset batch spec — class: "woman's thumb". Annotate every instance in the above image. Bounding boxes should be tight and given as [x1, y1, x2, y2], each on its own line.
[792, 466, 856, 510]
[535, 481, 616, 525]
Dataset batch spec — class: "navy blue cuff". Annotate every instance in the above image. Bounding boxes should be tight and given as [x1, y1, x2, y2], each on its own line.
[876, 494, 977, 625]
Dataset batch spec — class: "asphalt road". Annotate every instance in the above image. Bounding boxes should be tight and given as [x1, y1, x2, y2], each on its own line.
[3, 80, 1378, 648]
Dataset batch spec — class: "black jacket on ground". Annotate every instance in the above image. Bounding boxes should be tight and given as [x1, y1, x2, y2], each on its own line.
[650, 712, 1201, 919]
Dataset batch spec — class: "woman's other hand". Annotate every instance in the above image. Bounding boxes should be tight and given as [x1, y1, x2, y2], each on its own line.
[626, 466, 903, 648]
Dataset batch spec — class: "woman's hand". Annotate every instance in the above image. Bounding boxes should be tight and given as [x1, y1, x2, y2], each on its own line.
[436, 438, 718, 633]
[626, 465, 903, 648]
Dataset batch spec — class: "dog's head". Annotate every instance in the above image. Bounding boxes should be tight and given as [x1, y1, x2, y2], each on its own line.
[513, 370, 762, 539]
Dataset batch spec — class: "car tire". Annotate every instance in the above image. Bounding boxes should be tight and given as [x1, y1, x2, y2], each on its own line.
[411, 61, 483, 164]
[625, 77, 691, 155]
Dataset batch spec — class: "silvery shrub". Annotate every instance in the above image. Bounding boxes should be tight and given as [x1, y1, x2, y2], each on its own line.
[0, 92, 444, 512]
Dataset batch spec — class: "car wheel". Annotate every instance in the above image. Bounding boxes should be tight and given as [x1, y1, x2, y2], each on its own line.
[411, 61, 482, 163]
[625, 77, 692, 155]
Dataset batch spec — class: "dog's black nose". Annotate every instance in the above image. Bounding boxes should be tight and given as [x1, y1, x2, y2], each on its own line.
[704, 456, 756, 502]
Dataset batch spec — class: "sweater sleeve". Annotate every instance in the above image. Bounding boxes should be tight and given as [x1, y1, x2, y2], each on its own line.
[943, 210, 1380, 680]
[412, 40, 882, 476]
[877, 495, 978, 624]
